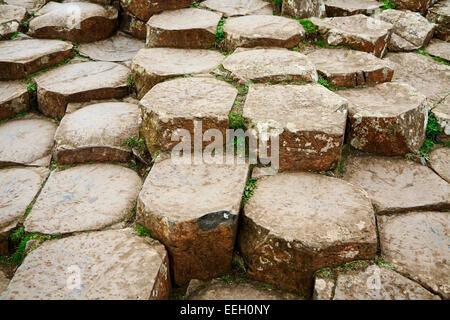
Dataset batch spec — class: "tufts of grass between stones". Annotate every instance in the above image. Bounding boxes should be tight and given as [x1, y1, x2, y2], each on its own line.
[416, 49, 450, 66]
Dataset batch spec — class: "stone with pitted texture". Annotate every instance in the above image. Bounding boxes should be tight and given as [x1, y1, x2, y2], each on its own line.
[119, 11, 147, 40]
[0, 4, 27, 40]
[390, 0, 438, 14]
[338, 83, 427, 155]
[1, 229, 170, 299]
[311, 15, 393, 58]
[426, 39, 450, 62]
[281, 0, 325, 19]
[238, 172, 377, 297]
[120, 0, 196, 22]
[222, 15, 304, 51]
[344, 156, 450, 214]
[222, 48, 318, 84]
[432, 95, 450, 138]
[379, 212, 450, 299]
[200, 0, 273, 17]
[35, 61, 130, 118]
[243, 83, 348, 171]
[54, 102, 141, 164]
[324, 0, 383, 17]
[24, 164, 142, 234]
[429, 147, 450, 183]
[131, 48, 224, 99]
[426, 0, 450, 41]
[0, 39, 73, 80]
[0, 81, 30, 120]
[0, 116, 57, 167]
[28, 1, 118, 42]
[137, 157, 249, 286]
[307, 48, 393, 88]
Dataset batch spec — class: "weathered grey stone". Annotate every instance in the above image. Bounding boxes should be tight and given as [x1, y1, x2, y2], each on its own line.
[426, 39, 450, 62]
[238, 172, 377, 297]
[222, 15, 304, 51]
[28, 1, 118, 42]
[2, 229, 170, 299]
[78, 32, 144, 62]
[0, 271, 8, 297]
[385, 52, 450, 105]
[0, 39, 73, 80]
[243, 83, 348, 171]
[432, 95, 450, 137]
[338, 83, 427, 155]
[24, 164, 142, 234]
[189, 281, 283, 300]
[137, 157, 249, 286]
[313, 278, 335, 300]
[54, 102, 141, 164]
[379, 212, 450, 299]
[200, 0, 273, 17]
[140, 76, 237, 157]
[0, 4, 26, 39]
[146, 8, 222, 49]
[4, 0, 47, 12]
[0, 81, 29, 120]
[131, 48, 224, 99]
[390, 0, 437, 14]
[344, 156, 450, 214]
[120, 0, 196, 22]
[311, 15, 393, 58]
[35, 61, 130, 118]
[429, 147, 450, 182]
[281, 0, 325, 19]
[426, 0, 450, 41]
[373, 9, 435, 52]
[223, 48, 318, 84]
[307, 48, 393, 88]
[0, 116, 57, 167]
[324, 0, 383, 17]
[119, 10, 146, 40]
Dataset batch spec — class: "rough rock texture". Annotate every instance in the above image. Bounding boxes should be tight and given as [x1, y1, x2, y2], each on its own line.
[429, 147, 450, 182]
[78, 33, 144, 62]
[344, 156, 450, 214]
[385, 52, 450, 105]
[0, 271, 8, 296]
[28, 1, 118, 42]
[311, 15, 393, 58]
[137, 157, 249, 286]
[140, 76, 237, 156]
[281, 0, 325, 19]
[324, 0, 383, 17]
[5, 0, 48, 13]
[222, 15, 304, 51]
[0, 39, 73, 80]
[1, 229, 170, 299]
[120, 0, 196, 21]
[379, 212, 450, 299]
[146, 8, 222, 49]
[243, 84, 348, 171]
[427, 0, 450, 41]
[131, 48, 224, 99]
[373, 9, 435, 52]
[338, 83, 427, 155]
[426, 39, 450, 61]
[223, 48, 318, 84]
[0, 117, 57, 167]
[313, 277, 335, 300]
[391, 0, 437, 14]
[35, 61, 130, 118]
[0, 167, 49, 254]
[0, 4, 27, 40]
[307, 48, 393, 88]
[200, 0, 273, 17]
[54, 102, 141, 164]
[119, 11, 146, 40]
[24, 164, 142, 234]
[238, 172, 377, 297]
[0, 81, 30, 120]
[432, 95, 450, 137]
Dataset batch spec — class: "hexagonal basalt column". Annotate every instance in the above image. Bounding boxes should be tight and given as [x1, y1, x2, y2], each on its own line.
[281, 0, 325, 19]
[0, 4, 27, 40]
[324, 0, 383, 17]
[199, 0, 273, 17]
[120, 0, 196, 22]
[426, 0, 450, 41]
[0, 81, 30, 120]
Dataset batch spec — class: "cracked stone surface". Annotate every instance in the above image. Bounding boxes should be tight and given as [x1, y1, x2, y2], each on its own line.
[140, 76, 237, 156]
[120, 0, 196, 22]
[238, 172, 377, 297]
[28, 1, 118, 42]
[0, 4, 27, 40]
[429, 147, 450, 183]
[119, 10, 147, 40]
[131, 48, 224, 99]
[324, 0, 383, 17]
[146, 8, 222, 49]
[0, 81, 30, 120]
[432, 95, 450, 137]
[223, 48, 318, 84]
[54, 102, 141, 164]
[4, 0, 47, 12]
[0, 39, 73, 80]
[35, 61, 130, 118]
[426, 0, 450, 41]
[379, 212, 450, 299]
[307, 48, 393, 88]
[426, 39, 450, 62]
[200, 0, 273, 17]
[373, 9, 435, 52]
[281, 0, 325, 19]
[1, 229, 170, 299]
[243, 83, 348, 171]
[338, 82, 427, 155]
[0, 116, 57, 168]
[390, 0, 438, 14]
[137, 157, 249, 286]
[311, 15, 393, 58]
[343, 156, 450, 214]
[24, 164, 142, 234]
[222, 15, 304, 51]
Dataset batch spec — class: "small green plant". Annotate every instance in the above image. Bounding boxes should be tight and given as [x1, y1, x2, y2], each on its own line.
[318, 77, 346, 91]
[26, 82, 36, 92]
[407, 112, 443, 161]
[380, 1, 396, 10]
[375, 256, 394, 270]
[216, 18, 226, 43]
[22, 21, 28, 28]
[30, 11, 36, 16]
[242, 178, 257, 206]
[0, 112, 28, 124]
[315, 267, 334, 279]
[10, 227, 60, 264]
[134, 224, 152, 237]
[272, 0, 282, 5]
[10, 32, 21, 40]
[296, 19, 318, 34]
[229, 111, 246, 130]
[127, 75, 133, 88]
[416, 49, 450, 66]
[219, 274, 234, 284]
[191, 1, 201, 7]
